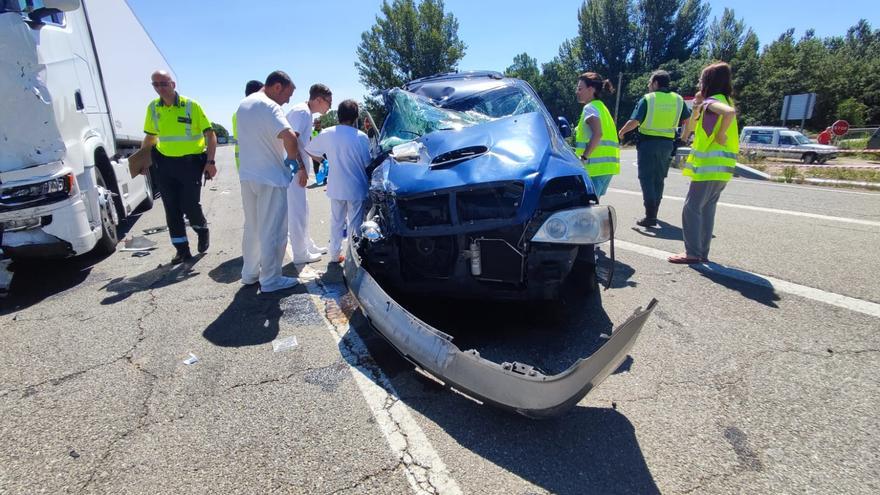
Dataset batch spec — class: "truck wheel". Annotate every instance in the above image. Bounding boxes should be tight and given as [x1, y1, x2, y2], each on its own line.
[93, 169, 118, 255]
[801, 153, 817, 164]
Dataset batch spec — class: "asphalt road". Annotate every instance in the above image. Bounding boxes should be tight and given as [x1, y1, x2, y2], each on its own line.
[1, 147, 878, 494]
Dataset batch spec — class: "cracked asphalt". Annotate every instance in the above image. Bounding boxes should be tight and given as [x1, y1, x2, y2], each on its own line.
[2, 147, 879, 494]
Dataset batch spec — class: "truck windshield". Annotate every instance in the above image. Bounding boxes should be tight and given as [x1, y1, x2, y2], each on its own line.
[379, 85, 543, 152]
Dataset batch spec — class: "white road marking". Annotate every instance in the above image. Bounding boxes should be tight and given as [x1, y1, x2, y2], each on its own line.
[309, 285, 463, 495]
[615, 240, 880, 319]
[607, 188, 880, 228]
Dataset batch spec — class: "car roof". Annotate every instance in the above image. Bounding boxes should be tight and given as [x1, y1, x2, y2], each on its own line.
[404, 71, 518, 106]
[742, 126, 788, 131]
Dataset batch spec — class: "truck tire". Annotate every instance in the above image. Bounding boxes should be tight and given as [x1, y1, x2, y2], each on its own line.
[93, 168, 118, 255]
[801, 153, 817, 164]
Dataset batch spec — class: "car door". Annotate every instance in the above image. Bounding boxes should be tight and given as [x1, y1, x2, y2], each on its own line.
[777, 133, 798, 159]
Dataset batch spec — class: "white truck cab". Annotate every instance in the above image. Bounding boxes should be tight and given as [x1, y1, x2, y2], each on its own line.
[0, 0, 170, 258]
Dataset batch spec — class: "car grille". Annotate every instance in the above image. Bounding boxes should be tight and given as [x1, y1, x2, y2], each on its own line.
[396, 182, 524, 230]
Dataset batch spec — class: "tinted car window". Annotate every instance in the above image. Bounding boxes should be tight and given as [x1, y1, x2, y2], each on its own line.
[748, 132, 773, 144]
[779, 135, 796, 146]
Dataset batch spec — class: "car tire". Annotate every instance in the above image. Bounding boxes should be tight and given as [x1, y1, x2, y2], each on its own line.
[92, 168, 118, 256]
[801, 153, 817, 164]
[817, 155, 828, 164]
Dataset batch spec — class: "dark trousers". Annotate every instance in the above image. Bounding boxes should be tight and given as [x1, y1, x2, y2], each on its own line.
[682, 181, 726, 259]
[153, 150, 208, 247]
[636, 139, 674, 220]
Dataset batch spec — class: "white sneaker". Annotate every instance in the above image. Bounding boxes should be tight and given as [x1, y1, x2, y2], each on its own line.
[292, 251, 322, 264]
[260, 276, 300, 293]
[309, 242, 328, 254]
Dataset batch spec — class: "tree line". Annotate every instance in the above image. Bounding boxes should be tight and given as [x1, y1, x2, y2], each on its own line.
[356, 0, 879, 131]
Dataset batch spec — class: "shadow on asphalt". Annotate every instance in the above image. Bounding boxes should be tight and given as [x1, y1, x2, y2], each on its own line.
[597, 249, 637, 289]
[208, 256, 244, 284]
[630, 220, 684, 241]
[335, 279, 657, 493]
[0, 213, 144, 315]
[202, 260, 310, 347]
[692, 262, 782, 308]
[100, 254, 205, 305]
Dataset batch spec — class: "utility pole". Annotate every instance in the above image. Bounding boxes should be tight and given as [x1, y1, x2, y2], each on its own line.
[614, 72, 623, 124]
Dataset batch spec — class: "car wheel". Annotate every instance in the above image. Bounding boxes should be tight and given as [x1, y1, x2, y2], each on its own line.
[817, 155, 828, 164]
[92, 168, 118, 255]
[801, 153, 817, 164]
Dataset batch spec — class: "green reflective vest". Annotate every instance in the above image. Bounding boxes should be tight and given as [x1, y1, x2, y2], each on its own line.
[232, 111, 239, 171]
[683, 94, 739, 182]
[143, 94, 211, 157]
[574, 100, 620, 177]
[640, 91, 684, 139]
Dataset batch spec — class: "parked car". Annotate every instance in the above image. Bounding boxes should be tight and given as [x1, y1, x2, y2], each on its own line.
[740, 126, 838, 164]
[342, 71, 656, 418]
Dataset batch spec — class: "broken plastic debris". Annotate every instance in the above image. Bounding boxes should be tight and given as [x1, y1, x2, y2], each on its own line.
[131, 251, 151, 258]
[209, 186, 218, 191]
[142, 226, 168, 235]
[272, 336, 299, 352]
[120, 235, 157, 251]
[182, 353, 199, 365]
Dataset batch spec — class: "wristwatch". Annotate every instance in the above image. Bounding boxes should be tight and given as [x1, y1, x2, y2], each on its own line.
[206, 160, 216, 165]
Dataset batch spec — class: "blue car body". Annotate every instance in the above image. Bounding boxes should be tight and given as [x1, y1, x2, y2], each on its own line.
[359, 71, 603, 300]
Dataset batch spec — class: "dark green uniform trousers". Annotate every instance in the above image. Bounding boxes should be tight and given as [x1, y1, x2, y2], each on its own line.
[636, 139, 674, 221]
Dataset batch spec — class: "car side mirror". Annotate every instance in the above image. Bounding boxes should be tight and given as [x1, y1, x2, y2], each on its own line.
[556, 116, 572, 139]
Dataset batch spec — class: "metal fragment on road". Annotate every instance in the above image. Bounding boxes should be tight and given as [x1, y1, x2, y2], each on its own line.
[182, 353, 199, 365]
[142, 225, 168, 235]
[120, 235, 157, 251]
[272, 336, 299, 352]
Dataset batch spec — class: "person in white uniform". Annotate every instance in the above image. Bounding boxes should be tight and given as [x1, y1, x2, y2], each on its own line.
[306, 100, 371, 263]
[236, 71, 308, 292]
[285, 83, 333, 263]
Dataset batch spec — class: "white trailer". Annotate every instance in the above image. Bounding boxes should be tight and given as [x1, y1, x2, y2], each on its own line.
[0, 0, 171, 259]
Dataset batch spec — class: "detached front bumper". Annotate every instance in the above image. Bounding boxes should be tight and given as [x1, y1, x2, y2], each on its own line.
[343, 243, 657, 419]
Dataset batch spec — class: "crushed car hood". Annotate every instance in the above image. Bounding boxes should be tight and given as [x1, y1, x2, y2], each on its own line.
[377, 112, 553, 196]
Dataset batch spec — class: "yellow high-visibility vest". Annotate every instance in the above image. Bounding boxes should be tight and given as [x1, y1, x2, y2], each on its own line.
[574, 99, 620, 177]
[683, 94, 739, 182]
[640, 91, 684, 139]
[143, 94, 211, 157]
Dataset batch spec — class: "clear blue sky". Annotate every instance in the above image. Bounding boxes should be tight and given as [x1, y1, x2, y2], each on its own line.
[125, 0, 879, 130]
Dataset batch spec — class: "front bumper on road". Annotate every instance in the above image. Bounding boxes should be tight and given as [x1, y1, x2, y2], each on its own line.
[343, 242, 657, 419]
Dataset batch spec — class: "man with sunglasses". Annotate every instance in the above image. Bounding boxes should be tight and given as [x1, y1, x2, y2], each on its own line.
[284, 83, 333, 263]
[142, 70, 217, 264]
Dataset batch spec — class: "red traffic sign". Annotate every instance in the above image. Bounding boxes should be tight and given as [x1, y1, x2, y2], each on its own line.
[832, 120, 849, 136]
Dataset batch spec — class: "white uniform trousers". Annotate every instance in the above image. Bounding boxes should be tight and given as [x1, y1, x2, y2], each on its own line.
[241, 180, 288, 286]
[329, 199, 365, 259]
[286, 180, 315, 257]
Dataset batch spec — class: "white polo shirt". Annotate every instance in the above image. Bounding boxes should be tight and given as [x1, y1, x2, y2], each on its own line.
[285, 102, 315, 169]
[236, 92, 292, 187]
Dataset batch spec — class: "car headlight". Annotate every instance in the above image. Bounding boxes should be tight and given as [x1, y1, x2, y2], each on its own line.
[531, 206, 616, 244]
[0, 174, 75, 205]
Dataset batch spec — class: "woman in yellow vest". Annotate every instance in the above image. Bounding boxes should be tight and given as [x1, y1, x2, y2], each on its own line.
[574, 72, 620, 197]
[669, 62, 739, 264]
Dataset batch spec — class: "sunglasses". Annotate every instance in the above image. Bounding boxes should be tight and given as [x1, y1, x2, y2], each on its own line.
[152, 81, 172, 87]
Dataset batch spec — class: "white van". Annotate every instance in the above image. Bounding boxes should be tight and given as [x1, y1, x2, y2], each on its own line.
[740, 126, 838, 164]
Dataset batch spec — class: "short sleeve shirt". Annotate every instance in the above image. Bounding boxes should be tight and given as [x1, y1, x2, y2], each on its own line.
[285, 102, 315, 170]
[580, 104, 601, 141]
[235, 92, 293, 187]
[143, 94, 211, 157]
[306, 125, 372, 201]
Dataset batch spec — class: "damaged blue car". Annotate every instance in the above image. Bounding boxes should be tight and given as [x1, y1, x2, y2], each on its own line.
[344, 71, 656, 418]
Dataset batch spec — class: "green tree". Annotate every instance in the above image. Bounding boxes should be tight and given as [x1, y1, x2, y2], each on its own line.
[634, 0, 709, 69]
[575, 0, 633, 79]
[705, 7, 748, 62]
[355, 0, 466, 125]
[211, 122, 228, 139]
[836, 98, 869, 126]
[535, 39, 584, 123]
[505, 53, 541, 90]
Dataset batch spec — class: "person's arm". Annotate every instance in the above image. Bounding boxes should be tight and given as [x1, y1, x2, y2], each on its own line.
[618, 119, 640, 139]
[203, 129, 217, 178]
[582, 116, 602, 160]
[706, 101, 736, 145]
[142, 134, 158, 149]
[279, 128, 307, 187]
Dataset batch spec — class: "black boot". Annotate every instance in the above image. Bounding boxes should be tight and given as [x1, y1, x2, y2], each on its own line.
[636, 204, 659, 227]
[171, 244, 193, 264]
[196, 227, 210, 253]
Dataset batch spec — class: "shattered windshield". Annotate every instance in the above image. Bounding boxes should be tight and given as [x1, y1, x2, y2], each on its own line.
[379, 85, 543, 151]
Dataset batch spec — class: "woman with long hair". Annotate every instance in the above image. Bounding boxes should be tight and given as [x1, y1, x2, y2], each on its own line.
[669, 62, 739, 264]
[573, 72, 620, 197]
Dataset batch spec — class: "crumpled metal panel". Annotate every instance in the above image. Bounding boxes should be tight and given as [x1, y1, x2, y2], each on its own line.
[344, 244, 657, 419]
[0, 12, 66, 172]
